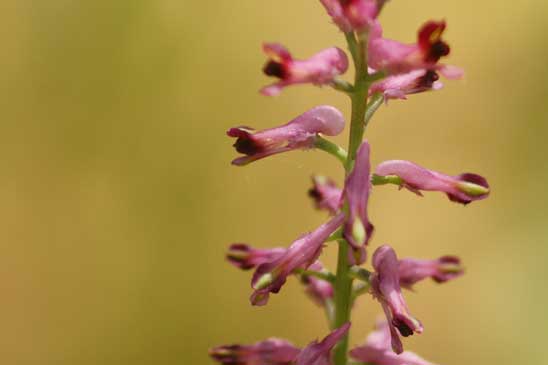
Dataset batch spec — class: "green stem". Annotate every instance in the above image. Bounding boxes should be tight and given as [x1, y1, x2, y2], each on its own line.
[326, 227, 343, 242]
[332, 240, 353, 364]
[333, 31, 371, 365]
[345, 34, 369, 171]
[344, 32, 359, 66]
[314, 136, 348, 165]
[351, 281, 370, 302]
[331, 78, 355, 94]
[296, 268, 336, 283]
[364, 93, 384, 129]
[348, 266, 372, 282]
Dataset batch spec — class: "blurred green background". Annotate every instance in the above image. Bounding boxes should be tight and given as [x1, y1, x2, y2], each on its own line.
[2, 0, 547, 364]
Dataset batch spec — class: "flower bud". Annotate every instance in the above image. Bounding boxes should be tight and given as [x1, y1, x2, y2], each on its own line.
[342, 141, 374, 264]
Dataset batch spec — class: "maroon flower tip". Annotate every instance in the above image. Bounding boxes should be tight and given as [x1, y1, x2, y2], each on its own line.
[226, 243, 254, 270]
[392, 316, 418, 337]
[418, 70, 440, 88]
[418, 20, 450, 63]
[433, 255, 464, 283]
[227, 127, 263, 155]
[449, 172, 490, 204]
[263, 60, 288, 79]
[439, 255, 461, 265]
[308, 187, 322, 200]
[458, 173, 490, 189]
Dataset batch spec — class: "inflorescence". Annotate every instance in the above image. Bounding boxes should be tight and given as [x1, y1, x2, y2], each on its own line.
[211, 2, 490, 365]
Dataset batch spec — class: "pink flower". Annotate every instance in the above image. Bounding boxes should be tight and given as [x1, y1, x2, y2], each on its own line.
[370, 65, 464, 101]
[250, 213, 345, 306]
[260, 43, 348, 96]
[350, 320, 436, 365]
[300, 261, 334, 307]
[308, 175, 343, 215]
[209, 338, 300, 365]
[226, 244, 285, 270]
[320, 0, 381, 32]
[210, 325, 350, 365]
[399, 256, 464, 289]
[295, 323, 351, 365]
[227, 106, 345, 166]
[374, 160, 490, 205]
[371, 245, 423, 354]
[342, 141, 374, 264]
[369, 20, 462, 76]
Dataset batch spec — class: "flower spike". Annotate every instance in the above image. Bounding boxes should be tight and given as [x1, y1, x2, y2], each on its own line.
[227, 106, 345, 166]
[209, 338, 300, 365]
[343, 141, 374, 264]
[371, 245, 423, 354]
[260, 43, 348, 96]
[399, 256, 464, 289]
[374, 160, 490, 204]
[295, 323, 351, 365]
[350, 320, 436, 365]
[250, 213, 345, 306]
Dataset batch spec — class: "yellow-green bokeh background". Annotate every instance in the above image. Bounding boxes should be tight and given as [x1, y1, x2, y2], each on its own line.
[2, 1, 547, 364]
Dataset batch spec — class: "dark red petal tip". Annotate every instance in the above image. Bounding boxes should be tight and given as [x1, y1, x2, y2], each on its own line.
[263, 60, 288, 79]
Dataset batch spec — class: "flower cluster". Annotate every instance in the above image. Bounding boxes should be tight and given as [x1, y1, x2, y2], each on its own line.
[212, 2, 489, 365]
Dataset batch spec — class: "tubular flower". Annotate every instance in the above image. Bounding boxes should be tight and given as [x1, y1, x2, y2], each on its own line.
[260, 43, 348, 96]
[250, 213, 345, 306]
[343, 141, 374, 264]
[369, 69, 440, 101]
[399, 256, 464, 289]
[374, 160, 490, 205]
[370, 66, 464, 101]
[209, 338, 300, 365]
[308, 175, 343, 215]
[226, 244, 285, 270]
[369, 20, 463, 76]
[300, 261, 334, 307]
[295, 323, 351, 365]
[371, 245, 423, 354]
[350, 320, 436, 365]
[227, 106, 345, 166]
[320, 0, 381, 32]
